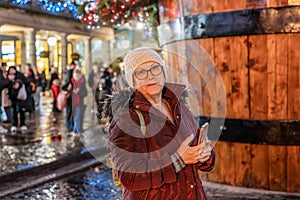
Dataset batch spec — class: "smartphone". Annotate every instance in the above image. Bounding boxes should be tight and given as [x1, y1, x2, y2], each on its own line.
[198, 122, 209, 144]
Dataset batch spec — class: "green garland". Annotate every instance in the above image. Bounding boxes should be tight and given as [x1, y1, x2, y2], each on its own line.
[76, 0, 158, 29]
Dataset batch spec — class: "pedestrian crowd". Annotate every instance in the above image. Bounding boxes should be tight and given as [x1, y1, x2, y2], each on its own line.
[0, 63, 46, 133]
[0, 61, 115, 138]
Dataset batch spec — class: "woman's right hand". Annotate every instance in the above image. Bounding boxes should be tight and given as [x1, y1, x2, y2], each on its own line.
[177, 135, 212, 164]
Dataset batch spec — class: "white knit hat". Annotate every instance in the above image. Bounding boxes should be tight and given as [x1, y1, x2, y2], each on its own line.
[124, 47, 166, 88]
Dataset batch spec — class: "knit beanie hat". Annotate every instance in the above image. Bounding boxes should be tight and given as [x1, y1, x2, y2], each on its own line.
[124, 47, 167, 88]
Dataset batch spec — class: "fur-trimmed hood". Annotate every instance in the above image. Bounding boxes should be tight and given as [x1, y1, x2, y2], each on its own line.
[97, 82, 189, 133]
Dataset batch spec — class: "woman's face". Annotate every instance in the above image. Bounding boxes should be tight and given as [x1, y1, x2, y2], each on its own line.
[133, 61, 165, 98]
[8, 68, 16, 81]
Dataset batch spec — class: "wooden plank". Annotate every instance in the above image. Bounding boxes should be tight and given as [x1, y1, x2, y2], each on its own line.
[287, 146, 300, 193]
[163, 42, 181, 83]
[288, 0, 300, 5]
[199, 38, 215, 116]
[189, 0, 247, 15]
[207, 141, 223, 183]
[234, 143, 251, 187]
[246, 0, 267, 8]
[230, 36, 249, 118]
[249, 35, 268, 120]
[219, 142, 235, 185]
[267, 0, 289, 7]
[227, 0, 247, 10]
[185, 40, 204, 116]
[287, 34, 300, 119]
[267, 34, 288, 120]
[250, 144, 269, 189]
[214, 37, 233, 118]
[268, 145, 287, 191]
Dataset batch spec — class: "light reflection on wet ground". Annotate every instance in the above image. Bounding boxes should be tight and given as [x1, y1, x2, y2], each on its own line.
[5, 165, 123, 200]
[0, 96, 101, 176]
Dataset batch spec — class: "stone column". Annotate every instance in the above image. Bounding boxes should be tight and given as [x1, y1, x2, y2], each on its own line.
[84, 36, 92, 72]
[26, 28, 37, 67]
[60, 33, 68, 70]
[104, 39, 112, 64]
[20, 32, 27, 67]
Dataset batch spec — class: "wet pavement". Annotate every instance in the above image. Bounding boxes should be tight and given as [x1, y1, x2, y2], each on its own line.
[5, 164, 122, 200]
[5, 163, 300, 200]
[0, 94, 105, 176]
[0, 96, 89, 176]
[1, 93, 300, 199]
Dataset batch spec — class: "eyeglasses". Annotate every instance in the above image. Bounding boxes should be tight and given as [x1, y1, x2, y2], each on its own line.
[134, 64, 163, 80]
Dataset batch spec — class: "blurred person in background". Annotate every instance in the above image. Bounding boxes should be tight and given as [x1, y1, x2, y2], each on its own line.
[25, 63, 36, 112]
[48, 65, 59, 91]
[95, 66, 112, 115]
[7, 66, 32, 133]
[62, 61, 76, 132]
[34, 66, 46, 107]
[0, 63, 10, 133]
[50, 78, 60, 113]
[88, 62, 102, 113]
[71, 66, 87, 136]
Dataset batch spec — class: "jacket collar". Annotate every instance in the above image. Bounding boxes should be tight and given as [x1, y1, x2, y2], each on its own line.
[132, 82, 186, 112]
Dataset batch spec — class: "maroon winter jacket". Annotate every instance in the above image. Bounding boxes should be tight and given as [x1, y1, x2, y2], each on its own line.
[109, 83, 215, 200]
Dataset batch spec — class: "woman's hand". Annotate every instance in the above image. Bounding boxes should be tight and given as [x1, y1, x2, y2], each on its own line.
[73, 88, 80, 94]
[177, 135, 212, 164]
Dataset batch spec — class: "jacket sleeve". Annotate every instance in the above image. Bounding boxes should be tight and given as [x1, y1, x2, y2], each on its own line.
[109, 119, 178, 191]
[0, 73, 9, 92]
[196, 149, 215, 172]
[78, 77, 87, 97]
[88, 71, 94, 88]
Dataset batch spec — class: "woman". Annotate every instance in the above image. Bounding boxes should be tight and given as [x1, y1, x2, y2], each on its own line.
[0, 62, 10, 133]
[7, 66, 31, 133]
[50, 78, 60, 112]
[88, 62, 102, 113]
[71, 66, 87, 134]
[100, 47, 215, 199]
[62, 62, 75, 132]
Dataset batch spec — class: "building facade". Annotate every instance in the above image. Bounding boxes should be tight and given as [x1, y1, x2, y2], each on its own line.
[0, 0, 114, 77]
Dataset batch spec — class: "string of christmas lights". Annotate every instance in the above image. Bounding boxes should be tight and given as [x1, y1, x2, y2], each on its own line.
[37, 0, 78, 15]
[76, 0, 158, 30]
[10, 0, 158, 31]
[11, 0, 78, 16]
[12, 0, 31, 5]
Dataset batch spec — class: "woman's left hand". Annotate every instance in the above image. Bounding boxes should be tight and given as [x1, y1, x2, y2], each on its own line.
[177, 135, 212, 164]
[197, 140, 212, 163]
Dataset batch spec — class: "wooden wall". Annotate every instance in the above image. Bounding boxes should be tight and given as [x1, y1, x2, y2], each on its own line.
[163, 34, 300, 192]
[159, 0, 300, 193]
[159, 0, 300, 23]
[200, 142, 300, 193]
[164, 33, 300, 120]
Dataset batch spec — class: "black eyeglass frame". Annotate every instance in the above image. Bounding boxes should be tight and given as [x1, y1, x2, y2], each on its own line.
[133, 64, 163, 80]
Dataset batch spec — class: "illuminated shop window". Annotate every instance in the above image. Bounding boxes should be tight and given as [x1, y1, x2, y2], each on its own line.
[1, 40, 16, 66]
[36, 40, 49, 79]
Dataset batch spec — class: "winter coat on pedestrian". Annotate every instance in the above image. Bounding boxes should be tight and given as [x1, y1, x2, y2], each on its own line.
[106, 83, 215, 200]
[0, 69, 9, 92]
[51, 83, 60, 100]
[71, 75, 87, 108]
[97, 69, 112, 101]
[7, 67, 34, 113]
